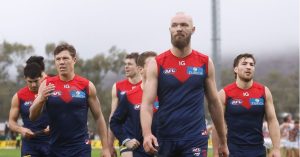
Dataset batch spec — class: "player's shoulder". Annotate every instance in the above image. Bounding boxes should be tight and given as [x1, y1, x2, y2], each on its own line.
[17, 86, 32, 99]
[223, 82, 236, 90]
[156, 50, 172, 61]
[126, 85, 141, 96]
[252, 81, 265, 89]
[192, 50, 209, 59]
[116, 79, 129, 85]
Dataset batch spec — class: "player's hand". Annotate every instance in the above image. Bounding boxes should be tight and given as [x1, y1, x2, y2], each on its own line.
[108, 144, 117, 157]
[143, 134, 158, 154]
[40, 83, 55, 101]
[21, 127, 35, 139]
[125, 138, 140, 150]
[218, 143, 229, 157]
[101, 147, 111, 157]
[268, 148, 281, 157]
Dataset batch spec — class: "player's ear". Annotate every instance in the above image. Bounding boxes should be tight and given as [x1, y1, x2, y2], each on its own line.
[73, 57, 77, 63]
[233, 67, 238, 73]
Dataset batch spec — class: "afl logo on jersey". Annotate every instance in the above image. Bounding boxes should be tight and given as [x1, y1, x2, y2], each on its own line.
[71, 90, 86, 98]
[163, 68, 176, 74]
[51, 91, 62, 97]
[134, 104, 141, 110]
[250, 98, 264, 105]
[24, 101, 33, 106]
[230, 99, 243, 105]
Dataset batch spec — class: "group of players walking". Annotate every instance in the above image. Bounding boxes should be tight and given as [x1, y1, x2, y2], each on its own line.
[8, 12, 294, 157]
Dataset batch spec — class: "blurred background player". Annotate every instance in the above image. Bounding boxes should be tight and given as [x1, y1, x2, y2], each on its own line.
[108, 52, 142, 157]
[29, 43, 110, 157]
[212, 53, 281, 157]
[26, 55, 55, 79]
[9, 62, 50, 157]
[110, 51, 158, 157]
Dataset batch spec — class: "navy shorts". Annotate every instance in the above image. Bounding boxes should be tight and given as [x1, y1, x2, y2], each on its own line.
[49, 144, 91, 157]
[21, 142, 50, 157]
[228, 143, 266, 157]
[157, 137, 208, 157]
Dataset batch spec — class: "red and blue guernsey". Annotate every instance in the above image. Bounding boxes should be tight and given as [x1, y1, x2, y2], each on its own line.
[156, 50, 208, 141]
[18, 87, 50, 143]
[110, 85, 158, 156]
[224, 82, 266, 146]
[45, 75, 91, 155]
[116, 79, 142, 99]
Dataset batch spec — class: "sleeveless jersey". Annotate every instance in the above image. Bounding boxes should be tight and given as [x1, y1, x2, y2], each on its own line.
[116, 79, 141, 99]
[224, 82, 266, 146]
[46, 75, 90, 148]
[156, 50, 208, 141]
[18, 86, 50, 143]
[110, 85, 159, 143]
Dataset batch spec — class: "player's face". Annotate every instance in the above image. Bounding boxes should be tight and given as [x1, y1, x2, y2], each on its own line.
[169, 14, 195, 49]
[54, 50, 76, 76]
[25, 77, 41, 92]
[234, 57, 255, 82]
[124, 58, 138, 78]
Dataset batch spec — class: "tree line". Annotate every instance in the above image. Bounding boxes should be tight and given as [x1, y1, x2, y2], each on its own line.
[0, 41, 298, 130]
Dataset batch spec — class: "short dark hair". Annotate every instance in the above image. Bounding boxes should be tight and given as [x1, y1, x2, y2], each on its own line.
[233, 53, 256, 78]
[24, 63, 42, 79]
[54, 42, 76, 58]
[137, 51, 157, 67]
[26, 56, 45, 71]
[125, 52, 139, 64]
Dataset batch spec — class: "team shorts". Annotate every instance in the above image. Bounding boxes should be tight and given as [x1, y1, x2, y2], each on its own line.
[49, 144, 91, 157]
[157, 137, 208, 157]
[21, 142, 50, 157]
[228, 143, 266, 157]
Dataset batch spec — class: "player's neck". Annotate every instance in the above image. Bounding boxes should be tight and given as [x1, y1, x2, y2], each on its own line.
[171, 46, 192, 58]
[59, 73, 75, 82]
[236, 78, 253, 90]
[128, 75, 141, 84]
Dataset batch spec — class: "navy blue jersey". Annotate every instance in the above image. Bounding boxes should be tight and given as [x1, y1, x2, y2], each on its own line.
[45, 75, 90, 148]
[18, 86, 50, 143]
[110, 85, 158, 143]
[156, 50, 208, 141]
[224, 82, 266, 146]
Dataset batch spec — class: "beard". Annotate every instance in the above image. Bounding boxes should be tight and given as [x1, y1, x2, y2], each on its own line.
[171, 33, 191, 49]
[239, 75, 253, 82]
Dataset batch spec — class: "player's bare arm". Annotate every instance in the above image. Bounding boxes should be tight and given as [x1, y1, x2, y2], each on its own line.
[264, 86, 281, 157]
[205, 58, 229, 157]
[9, 93, 35, 139]
[88, 81, 111, 157]
[140, 58, 159, 154]
[107, 83, 118, 156]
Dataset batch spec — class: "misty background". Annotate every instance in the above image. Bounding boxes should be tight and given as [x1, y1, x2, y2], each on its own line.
[0, 0, 298, 126]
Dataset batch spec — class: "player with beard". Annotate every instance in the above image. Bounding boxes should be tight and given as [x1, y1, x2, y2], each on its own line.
[140, 12, 229, 157]
[108, 53, 142, 157]
[212, 53, 281, 157]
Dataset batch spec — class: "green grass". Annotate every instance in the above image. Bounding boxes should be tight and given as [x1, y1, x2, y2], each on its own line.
[0, 148, 213, 157]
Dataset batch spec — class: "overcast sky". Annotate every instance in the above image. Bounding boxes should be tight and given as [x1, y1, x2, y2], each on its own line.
[0, 0, 298, 59]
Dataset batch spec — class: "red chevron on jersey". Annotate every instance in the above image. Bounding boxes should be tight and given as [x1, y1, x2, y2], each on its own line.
[224, 82, 265, 109]
[46, 75, 89, 103]
[116, 79, 142, 97]
[156, 50, 208, 83]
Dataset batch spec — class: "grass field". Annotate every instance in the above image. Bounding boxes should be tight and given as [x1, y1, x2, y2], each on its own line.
[0, 148, 214, 157]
